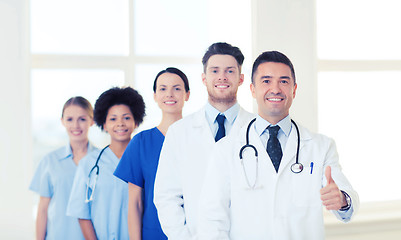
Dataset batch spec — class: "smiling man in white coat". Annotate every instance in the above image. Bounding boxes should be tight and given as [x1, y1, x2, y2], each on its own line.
[198, 51, 359, 240]
[154, 42, 254, 239]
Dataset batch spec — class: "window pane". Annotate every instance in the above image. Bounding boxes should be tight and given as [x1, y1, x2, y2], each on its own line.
[134, 0, 208, 56]
[318, 71, 401, 202]
[31, 69, 125, 165]
[31, 0, 129, 55]
[317, 0, 401, 60]
[133, 64, 206, 131]
[133, 0, 252, 58]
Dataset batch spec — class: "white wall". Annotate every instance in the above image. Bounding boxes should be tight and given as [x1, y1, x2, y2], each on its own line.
[0, 0, 34, 239]
[251, 0, 317, 132]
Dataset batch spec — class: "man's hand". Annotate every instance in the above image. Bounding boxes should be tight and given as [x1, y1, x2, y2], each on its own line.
[320, 166, 348, 210]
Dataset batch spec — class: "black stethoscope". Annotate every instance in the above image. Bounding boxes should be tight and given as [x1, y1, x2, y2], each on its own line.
[239, 118, 303, 189]
[85, 145, 109, 203]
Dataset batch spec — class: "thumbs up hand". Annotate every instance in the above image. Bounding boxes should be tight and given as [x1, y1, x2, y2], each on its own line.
[320, 166, 348, 210]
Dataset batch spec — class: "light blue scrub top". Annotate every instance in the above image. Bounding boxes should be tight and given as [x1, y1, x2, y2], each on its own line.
[29, 143, 97, 240]
[66, 147, 129, 240]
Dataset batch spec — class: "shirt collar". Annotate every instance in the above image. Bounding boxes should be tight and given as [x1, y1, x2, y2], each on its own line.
[60, 142, 95, 161]
[255, 115, 292, 137]
[205, 102, 240, 125]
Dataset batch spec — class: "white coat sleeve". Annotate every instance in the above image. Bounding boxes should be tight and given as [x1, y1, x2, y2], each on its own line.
[322, 138, 359, 222]
[154, 126, 192, 240]
[198, 141, 231, 240]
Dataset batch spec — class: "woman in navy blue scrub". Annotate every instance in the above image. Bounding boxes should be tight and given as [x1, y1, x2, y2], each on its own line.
[114, 67, 190, 239]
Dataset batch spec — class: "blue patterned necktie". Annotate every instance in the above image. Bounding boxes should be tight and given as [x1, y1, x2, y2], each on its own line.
[215, 114, 226, 142]
[267, 125, 282, 172]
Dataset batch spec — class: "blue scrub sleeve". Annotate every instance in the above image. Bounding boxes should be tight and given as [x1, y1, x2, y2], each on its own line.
[29, 156, 52, 197]
[66, 160, 91, 219]
[39, 167, 53, 197]
[114, 134, 144, 188]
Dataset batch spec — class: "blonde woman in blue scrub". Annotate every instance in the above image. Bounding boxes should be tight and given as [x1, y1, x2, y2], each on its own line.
[30, 96, 97, 240]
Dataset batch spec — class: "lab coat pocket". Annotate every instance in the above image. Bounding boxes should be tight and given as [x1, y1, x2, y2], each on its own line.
[291, 163, 322, 207]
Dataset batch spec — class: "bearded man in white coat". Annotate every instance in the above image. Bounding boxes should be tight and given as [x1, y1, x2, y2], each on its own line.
[154, 42, 254, 240]
[198, 51, 359, 240]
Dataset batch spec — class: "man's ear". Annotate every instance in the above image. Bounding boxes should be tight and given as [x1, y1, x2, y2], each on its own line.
[239, 73, 245, 86]
[201, 73, 207, 86]
[250, 83, 256, 98]
[293, 83, 297, 98]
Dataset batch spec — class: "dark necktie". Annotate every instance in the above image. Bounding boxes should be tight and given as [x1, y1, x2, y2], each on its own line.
[215, 114, 226, 142]
[267, 125, 282, 172]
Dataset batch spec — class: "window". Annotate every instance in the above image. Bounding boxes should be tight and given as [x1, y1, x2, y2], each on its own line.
[31, 69, 124, 161]
[30, 0, 252, 165]
[31, 0, 129, 55]
[317, 0, 401, 202]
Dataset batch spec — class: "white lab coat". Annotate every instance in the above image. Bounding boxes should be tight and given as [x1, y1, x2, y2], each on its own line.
[198, 119, 359, 240]
[154, 106, 254, 240]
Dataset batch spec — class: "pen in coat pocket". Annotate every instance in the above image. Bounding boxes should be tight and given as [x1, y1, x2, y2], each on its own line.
[310, 162, 314, 174]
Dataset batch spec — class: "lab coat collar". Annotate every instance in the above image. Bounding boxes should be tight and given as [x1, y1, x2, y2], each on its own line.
[188, 107, 215, 145]
[193, 106, 208, 128]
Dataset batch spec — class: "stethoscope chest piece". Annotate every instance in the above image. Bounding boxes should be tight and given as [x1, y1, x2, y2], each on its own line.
[291, 162, 303, 174]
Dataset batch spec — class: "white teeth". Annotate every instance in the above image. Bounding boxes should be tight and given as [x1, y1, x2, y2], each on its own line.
[268, 98, 282, 102]
[216, 85, 229, 89]
[165, 101, 176, 104]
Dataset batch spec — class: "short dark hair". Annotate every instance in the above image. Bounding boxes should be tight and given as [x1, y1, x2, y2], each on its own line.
[62, 96, 93, 119]
[202, 42, 244, 72]
[153, 67, 190, 93]
[251, 51, 296, 85]
[94, 87, 145, 130]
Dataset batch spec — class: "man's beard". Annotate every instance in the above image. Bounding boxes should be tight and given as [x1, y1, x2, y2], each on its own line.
[208, 91, 237, 105]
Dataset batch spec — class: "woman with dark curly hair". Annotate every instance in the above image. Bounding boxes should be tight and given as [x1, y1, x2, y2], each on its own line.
[114, 67, 190, 240]
[67, 87, 145, 240]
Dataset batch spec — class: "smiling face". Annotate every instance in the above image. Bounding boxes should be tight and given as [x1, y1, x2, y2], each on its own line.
[251, 62, 297, 125]
[61, 105, 94, 143]
[103, 104, 136, 144]
[202, 54, 244, 108]
[154, 72, 190, 115]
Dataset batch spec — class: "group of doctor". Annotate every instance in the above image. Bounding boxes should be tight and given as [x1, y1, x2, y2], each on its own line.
[30, 41, 359, 240]
[153, 43, 359, 240]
